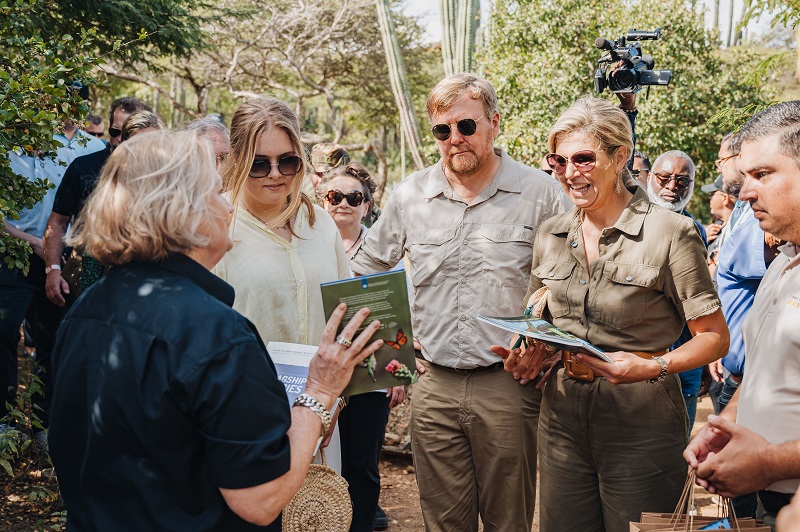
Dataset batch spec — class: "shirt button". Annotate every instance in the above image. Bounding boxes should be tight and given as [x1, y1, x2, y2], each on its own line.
[549, 272, 555, 277]
[463, 239, 468, 245]
[606, 239, 611, 245]
[773, 298, 778, 305]
[571, 241, 578, 248]
[297, 280, 304, 285]
[460, 277, 467, 284]
[580, 279, 587, 285]
[459, 314, 467, 321]
[625, 275, 633, 282]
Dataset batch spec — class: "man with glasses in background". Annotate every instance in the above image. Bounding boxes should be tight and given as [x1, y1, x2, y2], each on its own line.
[632, 151, 651, 188]
[351, 74, 569, 532]
[83, 114, 105, 143]
[43, 97, 150, 308]
[647, 150, 709, 429]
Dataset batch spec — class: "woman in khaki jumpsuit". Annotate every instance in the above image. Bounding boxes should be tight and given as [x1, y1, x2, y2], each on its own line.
[494, 97, 729, 532]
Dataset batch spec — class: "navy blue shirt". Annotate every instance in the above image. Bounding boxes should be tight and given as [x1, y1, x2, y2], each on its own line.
[52, 144, 110, 219]
[50, 254, 291, 531]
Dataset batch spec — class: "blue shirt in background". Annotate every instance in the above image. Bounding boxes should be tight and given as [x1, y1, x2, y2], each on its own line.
[715, 201, 766, 376]
[7, 130, 105, 239]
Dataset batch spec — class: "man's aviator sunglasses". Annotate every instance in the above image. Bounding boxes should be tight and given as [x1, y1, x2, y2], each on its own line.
[431, 115, 485, 141]
[249, 156, 303, 178]
[545, 150, 603, 175]
[325, 189, 364, 207]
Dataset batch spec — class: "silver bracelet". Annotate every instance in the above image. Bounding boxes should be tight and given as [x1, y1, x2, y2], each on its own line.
[293, 393, 332, 436]
[648, 356, 668, 383]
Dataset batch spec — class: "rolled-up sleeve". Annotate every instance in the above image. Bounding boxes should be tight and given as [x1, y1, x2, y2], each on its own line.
[665, 218, 721, 322]
[350, 195, 406, 275]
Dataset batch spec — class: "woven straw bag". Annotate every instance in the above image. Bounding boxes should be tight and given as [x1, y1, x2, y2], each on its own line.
[282, 450, 352, 532]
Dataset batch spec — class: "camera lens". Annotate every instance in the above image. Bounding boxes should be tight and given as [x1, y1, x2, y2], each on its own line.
[609, 68, 637, 92]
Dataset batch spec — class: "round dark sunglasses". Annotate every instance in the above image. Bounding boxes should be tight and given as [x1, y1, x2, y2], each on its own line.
[431, 115, 485, 141]
[653, 173, 693, 189]
[325, 189, 364, 207]
[545, 149, 603, 175]
[108, 127, 122, 138]
[249, 155, 303, 178]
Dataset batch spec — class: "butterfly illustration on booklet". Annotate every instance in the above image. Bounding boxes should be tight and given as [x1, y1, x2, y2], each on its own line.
[385, 329, 407, 350]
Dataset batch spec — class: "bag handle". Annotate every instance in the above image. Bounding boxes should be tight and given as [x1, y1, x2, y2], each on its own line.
[669, 469, 741, 531]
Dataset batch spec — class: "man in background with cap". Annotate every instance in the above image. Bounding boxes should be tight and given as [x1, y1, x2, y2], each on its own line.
[304, 143, 350, 198]
[703, 174, 737, 263]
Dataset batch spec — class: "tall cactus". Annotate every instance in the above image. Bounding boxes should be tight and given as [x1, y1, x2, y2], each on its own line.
[441, 0, 480, 75]
[374, 0, 428, 171]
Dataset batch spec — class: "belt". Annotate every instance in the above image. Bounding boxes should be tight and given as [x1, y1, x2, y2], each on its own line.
[758, 490, 794, 513]
[729, 373, 743, 383]
[414, 350, 504, 374]
[562, 349, 668, 381]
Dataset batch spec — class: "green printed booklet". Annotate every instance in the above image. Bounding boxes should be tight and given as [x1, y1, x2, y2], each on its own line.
[321, 271, 419, 396]
[476, 315, 614, 363]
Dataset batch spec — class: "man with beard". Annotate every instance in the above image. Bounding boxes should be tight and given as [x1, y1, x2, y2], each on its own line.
[351, 74, 570, 532]
[647, 150, 708, 428]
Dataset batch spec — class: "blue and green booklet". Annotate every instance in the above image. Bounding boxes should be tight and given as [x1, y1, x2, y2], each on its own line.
[321, 271, 419, 396]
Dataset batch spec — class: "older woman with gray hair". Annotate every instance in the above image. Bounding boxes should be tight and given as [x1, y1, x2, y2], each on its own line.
[48, 130, 384, 531]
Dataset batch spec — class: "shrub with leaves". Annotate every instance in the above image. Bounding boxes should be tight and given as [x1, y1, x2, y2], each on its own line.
[0, 0, 98, 273]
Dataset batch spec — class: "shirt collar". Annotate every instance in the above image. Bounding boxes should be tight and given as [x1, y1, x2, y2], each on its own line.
[550, 183, 650, 236]
[157, 253, 235, 307]
[423, 148, 520, 200]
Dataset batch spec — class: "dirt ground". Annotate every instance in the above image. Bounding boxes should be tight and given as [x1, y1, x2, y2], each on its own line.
[377, 395, 723, 532]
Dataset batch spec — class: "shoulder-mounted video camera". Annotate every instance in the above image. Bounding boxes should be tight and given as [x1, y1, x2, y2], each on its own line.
[594, 29, 672, 94]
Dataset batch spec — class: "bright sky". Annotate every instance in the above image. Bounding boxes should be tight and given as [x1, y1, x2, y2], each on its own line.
[402, 0, 771, 47]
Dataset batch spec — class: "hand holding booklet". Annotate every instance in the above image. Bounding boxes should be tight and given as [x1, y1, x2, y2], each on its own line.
[476, 315, 614, 364]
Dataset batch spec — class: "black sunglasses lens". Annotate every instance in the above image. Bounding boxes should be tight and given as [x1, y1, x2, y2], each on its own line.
[278, 156, 302, 176]
[431, 124, 451, 141]
[345, 192, 364, 206]
[456, 118, 478, 136]
[676, 177, 691, 188]
[250, 159, 270, 178]
[109, 127, 122, 138]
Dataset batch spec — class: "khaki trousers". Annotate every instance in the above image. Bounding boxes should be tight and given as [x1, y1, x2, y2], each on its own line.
[411, 359, 541, 532]
[538, 369, 689, 532]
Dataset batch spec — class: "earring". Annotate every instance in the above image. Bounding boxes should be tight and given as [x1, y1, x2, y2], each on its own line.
[615, 175, 622, 195]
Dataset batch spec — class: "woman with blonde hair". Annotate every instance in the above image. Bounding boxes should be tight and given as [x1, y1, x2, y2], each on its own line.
[214, 97, 350, 469]
[493, 97, 729, 532]
[48, 130, 384, 531]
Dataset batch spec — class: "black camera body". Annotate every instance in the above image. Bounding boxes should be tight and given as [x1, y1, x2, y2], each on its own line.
[594, 29, 672, 94]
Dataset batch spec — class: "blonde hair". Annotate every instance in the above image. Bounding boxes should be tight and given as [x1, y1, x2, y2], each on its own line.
[547, 98, 634, 177]
[67, 130, 226, 265]
[426, 74, 499, 120]
[120, 110, 165, 141]
[223, 97, 315, 231]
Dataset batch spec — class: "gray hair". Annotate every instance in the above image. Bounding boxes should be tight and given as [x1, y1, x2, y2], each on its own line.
[183, 116, 230, 140]
[737, 101, 800, 167]
[652, 150, 696, 181]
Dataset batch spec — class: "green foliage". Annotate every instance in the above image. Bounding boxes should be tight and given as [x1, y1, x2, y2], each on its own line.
[0, 0, 99, 272]
[480, 0, 773, 195]
[28, 0, 226, 67]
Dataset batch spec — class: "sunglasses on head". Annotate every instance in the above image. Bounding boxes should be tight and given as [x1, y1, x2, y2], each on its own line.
[325, 189, 364, 207]
[249, 155, 303, 178]
[109, 127, 122, 138]
[431, 115, 485, 141]
[654, 173, 693, 189]
[545, 149, 604, 175]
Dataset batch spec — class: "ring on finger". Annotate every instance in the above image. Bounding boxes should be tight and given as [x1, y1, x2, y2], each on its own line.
[336, 334, 353, 347]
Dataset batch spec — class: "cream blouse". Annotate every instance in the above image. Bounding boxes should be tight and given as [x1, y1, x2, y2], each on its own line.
[214, 204, 351, 345]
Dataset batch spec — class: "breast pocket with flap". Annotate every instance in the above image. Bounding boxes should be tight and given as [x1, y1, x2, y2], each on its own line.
[594, 261, 661, 330]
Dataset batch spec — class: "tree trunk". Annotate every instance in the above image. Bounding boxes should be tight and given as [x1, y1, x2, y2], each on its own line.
[374, 0, 428, 171]
[726, 0, 735, 47]
[713, 0, 720, 31]
[796, 27, 800, 83]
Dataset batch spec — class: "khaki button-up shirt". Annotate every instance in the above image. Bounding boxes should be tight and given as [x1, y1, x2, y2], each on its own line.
[525, 186, 720, 353]
[351, 149, 570, 369]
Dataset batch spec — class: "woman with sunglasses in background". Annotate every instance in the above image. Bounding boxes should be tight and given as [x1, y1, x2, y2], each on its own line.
[493, 97, 729, 532]
[214, 97, 350, 471]
[316, 163, 406, 531]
